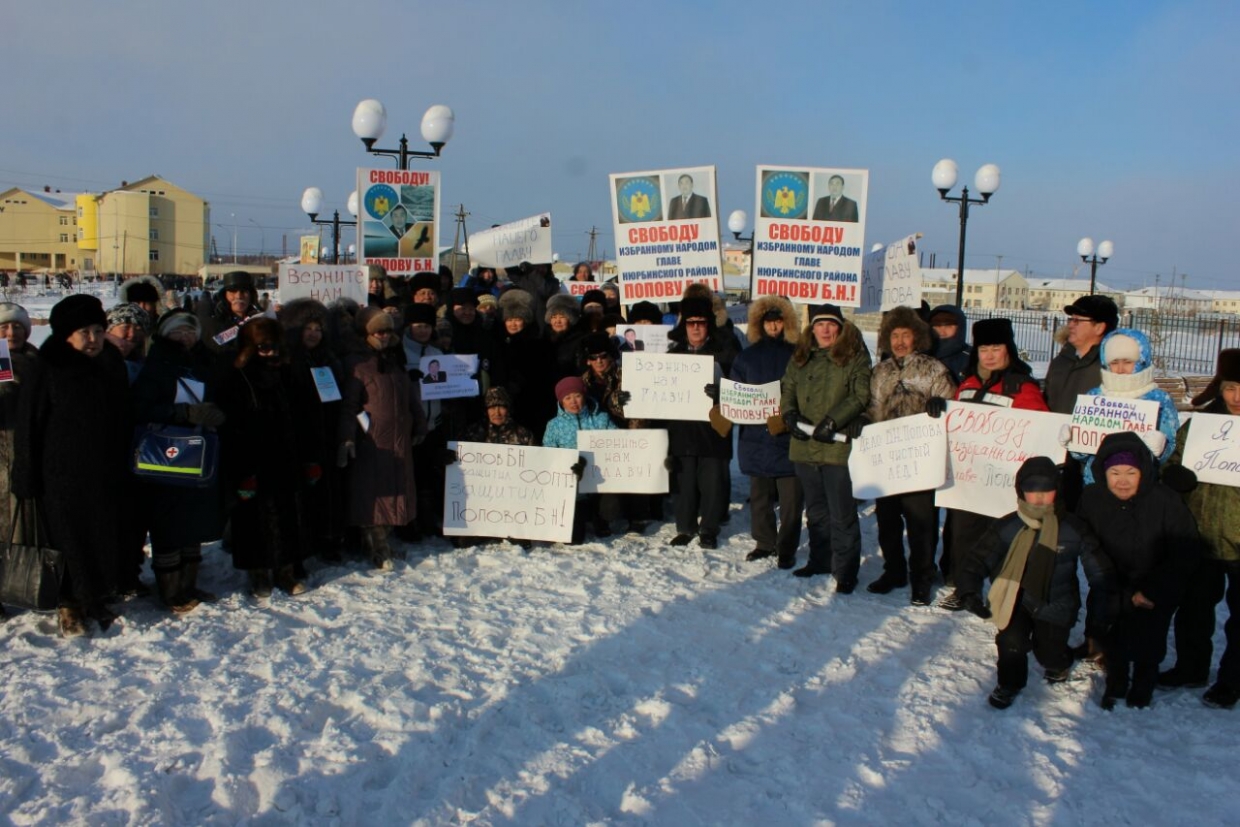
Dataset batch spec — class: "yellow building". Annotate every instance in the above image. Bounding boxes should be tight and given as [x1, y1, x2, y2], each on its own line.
[82, 175, 210, 276]
[0, 187, 84, 272]
[921, 268, 1029, 309]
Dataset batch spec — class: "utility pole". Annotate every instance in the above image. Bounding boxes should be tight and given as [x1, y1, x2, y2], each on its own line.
[586, 226, 598, 263]
[449, 204, 469, 279]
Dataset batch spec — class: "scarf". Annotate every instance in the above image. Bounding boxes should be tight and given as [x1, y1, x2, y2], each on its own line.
[988, 501, 1059, 629]
[1099, 366, 1157, 398]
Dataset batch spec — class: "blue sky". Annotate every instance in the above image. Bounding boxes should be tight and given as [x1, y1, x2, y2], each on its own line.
[3, 1, 1236, 290]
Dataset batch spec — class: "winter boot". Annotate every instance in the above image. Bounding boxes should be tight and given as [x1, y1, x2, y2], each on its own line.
[1203, 682, 1240, 709]
[1158, 666, 1209, 690]
[1127, 663, 1158, 708]
[746, 547, 776, 562]
[367, 526, 394, 571]
[776, 552, 797, 570]
[58, 604, 87, 638]
[181, 559, 217, 603]
[867, 571, 909, 595]
[275, 565, 307, 596]
[1102, 661, 1130, 710]
[249, 570, 273, 599]
[988, 685, 1019, 710]
[155, 569, 199, 614]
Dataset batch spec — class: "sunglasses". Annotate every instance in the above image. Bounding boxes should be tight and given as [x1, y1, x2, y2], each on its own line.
[685, 319, 708, 327]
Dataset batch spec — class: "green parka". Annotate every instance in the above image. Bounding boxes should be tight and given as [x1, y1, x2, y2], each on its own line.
[1167, 397, 1240, 562]
[780, 321, 872, 465]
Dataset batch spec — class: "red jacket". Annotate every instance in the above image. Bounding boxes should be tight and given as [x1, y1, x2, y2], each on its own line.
[955, 371, 1048, 411]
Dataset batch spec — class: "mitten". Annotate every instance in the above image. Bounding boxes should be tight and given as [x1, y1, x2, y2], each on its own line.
[925, 397, 947, 418]
[336, 441, 355, 468]
[571, 457, 587, 479]
[703, 383, 720, 402]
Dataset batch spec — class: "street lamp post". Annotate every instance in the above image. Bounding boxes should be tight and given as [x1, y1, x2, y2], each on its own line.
[351, 99, 455, 170]
[300, 188, 358, 265]
[230, 212, 238, 263]
[727, 210, 755, 298]
[932, 159, 1001, 308]
[1076, 237, 1114, 295]
[248, 218, 265, 260]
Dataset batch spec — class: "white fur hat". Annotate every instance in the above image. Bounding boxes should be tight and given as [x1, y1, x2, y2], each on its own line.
[1103, 333, 1141, 365]
[0, 302, 31, 334]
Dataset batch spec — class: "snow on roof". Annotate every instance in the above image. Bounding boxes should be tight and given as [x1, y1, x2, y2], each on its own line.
[15, 188, 80, 210]
[920, 267, 1023, 285]
[1026, 278, 1115, 293]
[1124, 286, 1215, 300]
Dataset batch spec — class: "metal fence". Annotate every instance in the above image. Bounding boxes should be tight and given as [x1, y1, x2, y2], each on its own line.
[971, 309, 1240, 376]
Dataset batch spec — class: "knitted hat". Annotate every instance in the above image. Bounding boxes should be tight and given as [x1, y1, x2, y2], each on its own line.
[808, 304, 845, 328]
[477, 294, 498, 311]
[1102, 451, 1139, 471]
[157, 310, 201, 339]
[1102, 332, 1141, 365]
[106, 302, 152, 333]
[0, 302, 32, 334]
[404, 303, 438, 326]
[554, 376, 587, 401]
[627, 301, 663, 325]
[484, 387, 513, 409]
[1016, 456, 1059, 496]
[49, 294, 107, 339]
[1193, 348, 1240, 407]
[1063, 294, 1119, 333]
[356, 305, 394, 335]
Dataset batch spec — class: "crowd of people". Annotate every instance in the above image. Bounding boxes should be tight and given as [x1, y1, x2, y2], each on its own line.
[0, 269, 1235, 714]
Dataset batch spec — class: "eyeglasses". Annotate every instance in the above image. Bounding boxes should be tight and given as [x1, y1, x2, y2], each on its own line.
[685, 319, 708, 327]
[586, 353, 611, 361]
[1065, 317, 1096, 325]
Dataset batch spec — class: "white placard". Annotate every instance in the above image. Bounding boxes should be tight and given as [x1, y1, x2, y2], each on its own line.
[719, 379, 780, 424]
[443, 442, 579, 543]
[1066, 394, 1161, 455]
[935, 402, 1072, 518]
[859, 234, 922, 313]
[565, 282, 597, 297]
[610, 165, 723, 305]
[750, 165, 868, 305]
[848, 414, 947, 499]
[278, 264, 368, 305]
[0, 339, 12, 382]
[418, 354, 479, 401]
[311, 367, 341, 402]
[617, 324, 671, 354]
[470, 213, 553, 268]
[357, 167, 440, 275]
[1180, 413, 1240, 487]
[620, 352, 714, 422]
[578, 429, 670, 494]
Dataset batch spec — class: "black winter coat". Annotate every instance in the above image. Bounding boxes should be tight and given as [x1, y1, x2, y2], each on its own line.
[666, 336, 732, 459]
[730, 335, 794, 478]
[1044, 343, 1103, 415]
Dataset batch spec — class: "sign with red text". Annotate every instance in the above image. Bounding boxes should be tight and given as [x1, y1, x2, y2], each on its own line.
[357, 167, 440, 275]
[470, 213, 552, 268]
[443, 442, 578, 543]
[620, 352, 714, 421]
[1180, 413, 1240, 487]
[934, 402, 1071, 518]
[719, 379, 781, 424]
[1066, 394, 1160, 455]
[578, 429, 670, 494]
[750, 166, 868, 305]
[859, 234, 922, 314]
[278, 264, 367, 305]
[611, 166, 723, 305]
[849, 414, 947, 499]
[564, 281, 597, 297]
[0, 339, 12, 382]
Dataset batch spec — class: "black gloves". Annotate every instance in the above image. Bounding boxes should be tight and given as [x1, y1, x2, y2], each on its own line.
[785, 411, 812, 441]
[442, 448, 458, 465]
[962, 593, 991, 619]
[843, 417, 869, 439]
[1161, 464, 1198, 494]
[664, 456, 679, 472]
[703, 383, 720, 402]
[812, 416, 837, 443]
[571, 457, 587, 479]
[616, 390, 632, 407]
[925, 397, 948, 418]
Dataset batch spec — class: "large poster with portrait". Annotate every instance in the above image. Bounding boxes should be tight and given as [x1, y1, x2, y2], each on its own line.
[750, 166, 868, 306]
[610, 166, 724, 306]
[356, 167, 440, 276]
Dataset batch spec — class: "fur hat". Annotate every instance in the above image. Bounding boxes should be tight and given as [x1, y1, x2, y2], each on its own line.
[808, 304, 845, 328]
[599, 282, 620, 301]
[410, 271, 441, 296]
[627, 301, 663, 325]
[581, 289, 607, 311]
[49, 294, 107, 340]
[484, 387, 513, 409]
[355, 306, 395, 335]
[679, 296, 714, 323]
[404, 303, 438, 327]
[1016, 456, 1059, 497]
[0, 302, 32, 334]
[235, 317, 285, 368]
[119, 275, 163, 305]
[1064, 294, 1119, 333]
[554, 376, 587, 402]
[449, 287, 478, 311]
[1102, 332, 1141, 365]
[278, 298, 329, 333]
[1194, 348, 1240, 407]
[545, 293, 581, 326]
[157, 310, 201, 339]
[878, 305, 932, 355]
[972, 318, 1016, 349]
[746, 295, 799, 345]
[498, 288, 535, 325]
[106, 302, 152, 333]
[581, 332, 617, 359]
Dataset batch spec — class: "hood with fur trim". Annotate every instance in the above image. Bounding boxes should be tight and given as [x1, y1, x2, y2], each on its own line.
[746, 296, 800, 344]
[792, 318, 868, 367]
[119, 275, 165, 305]
[879, 305, 932, 355]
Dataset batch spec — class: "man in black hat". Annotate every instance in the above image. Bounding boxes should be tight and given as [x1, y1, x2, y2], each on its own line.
[198, 270, 263, 355]
[1045, 295, 1118, 415]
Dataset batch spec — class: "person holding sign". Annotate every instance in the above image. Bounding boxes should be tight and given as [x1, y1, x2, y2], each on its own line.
[1077, 432, 1201, 709]
[0, 302, 39, 615]
[780, 304, 872, 589]
[730, 296, 803, 567]
[862, 307, 957, 605]
[402, 302, 450, 538]
[1161, 351, 1240, 709]
[543, 376, 616, 543]
[954, 458, 1114, 710]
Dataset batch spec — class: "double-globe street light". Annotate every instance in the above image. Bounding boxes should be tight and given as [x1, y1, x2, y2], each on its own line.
[351, 99, 455, 170]
[1077, 237, 1114, 296]
[300, 188, 358, 264]
[932, 159, 1001, 307]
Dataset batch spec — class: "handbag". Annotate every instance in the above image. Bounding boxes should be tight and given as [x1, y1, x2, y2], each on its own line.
[131, 378, 219, 487]
[0, 501, 64, 612]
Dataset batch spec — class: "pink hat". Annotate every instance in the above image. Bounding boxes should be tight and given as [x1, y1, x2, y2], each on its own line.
[554, 376, 587, 402]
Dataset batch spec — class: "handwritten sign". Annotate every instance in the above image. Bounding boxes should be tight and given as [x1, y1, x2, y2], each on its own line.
[1066, 394, 1160, 455]
[578, 429, 670, 494]
[935, 402, 1071, 518]
[859, 234, 922, 313]
[620, 352, 714, 422]
[418, 353, 479, 401]
[719, 379, 780, 424]
[357, 167, 440, 275]
[278, 264, 367, 305]
[443, 442, 578, 543]
[611, 165, 723, 305]
[617, 324, 671, 354]
[848, 414, 947, 498]
[470, 213, 553, 268]
[1181, 413, 1240, 487]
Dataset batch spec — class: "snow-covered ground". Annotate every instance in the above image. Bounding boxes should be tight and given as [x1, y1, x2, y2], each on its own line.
[2, 288, 1235, 825]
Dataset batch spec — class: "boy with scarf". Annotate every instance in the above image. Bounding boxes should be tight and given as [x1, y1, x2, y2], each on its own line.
[955, 457, 1115, 709]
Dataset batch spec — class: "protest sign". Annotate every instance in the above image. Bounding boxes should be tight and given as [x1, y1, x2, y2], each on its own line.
[357, 167, 440, 275]
[750, 166, 868, 305]
[1066, 394, 1161, 454]
[1180, 413, 1240, 487]
[470, 213, 553, 268]
[578, 429, 670, 494]
[278, 264, 367, 305]
[610, 165, 723, 305]
[935, 402, 1071, 518]
[620, 352, 714, 422]
[859, 234, 922, 313]
[419, 354, 479, 401]
[443, 442, 578, 543]
[299, 235, 319, 264]
[719, 379, 780, 425]
[617, 324, 671, 354]
[0, 339, 12, 382]
[311, 367, 341, 402]
[848, 414, 946, 499]
[565, 282, 597, 297]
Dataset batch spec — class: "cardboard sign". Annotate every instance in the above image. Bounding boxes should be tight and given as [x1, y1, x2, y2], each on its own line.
[620, 352, 714, 422]
[311, 367, 341, 402]
[616, 324, 671, 354]
[934, 402, 1071, 518]
[0, 339, 12, 382]
[848, 414, 947, 499]
[418, 354, 479, 401]
[859, 234, 922, 313]
[443, 442, 579, 543]
[610, 165, 724, 305]
[578, 429, 670, 494]
[1180, 413, 1240, 487]
[565, 281, 597, 297]
[1066, 394, 1161, 455]
[750, 165, 869, 305]
[719, 379, 780, 424]
[470, 213, 553, 268]
[279, 264, 367, 305]
[357, 167, 440, 275]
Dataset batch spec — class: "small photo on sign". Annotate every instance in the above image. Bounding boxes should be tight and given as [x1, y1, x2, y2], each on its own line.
[662, 171, 712, 220]
[810, 172, 864, 223]
[617, 325, 671, 354]
[419, 353, 480, 401]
